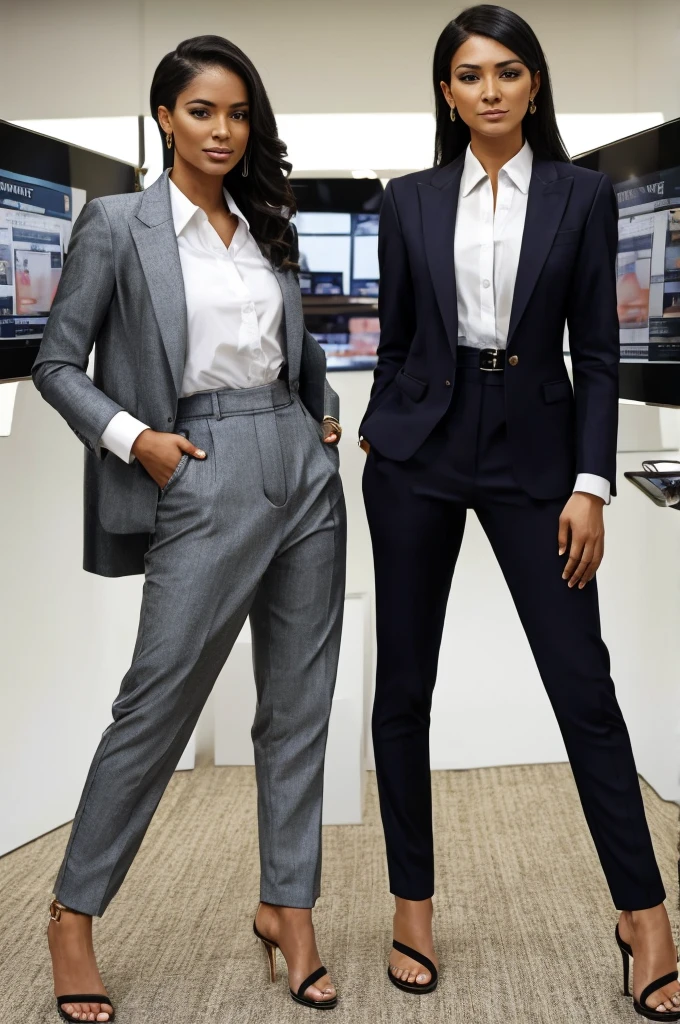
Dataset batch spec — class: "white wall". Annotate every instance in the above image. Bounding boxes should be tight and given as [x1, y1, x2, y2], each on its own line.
[2, 0, 680, 124]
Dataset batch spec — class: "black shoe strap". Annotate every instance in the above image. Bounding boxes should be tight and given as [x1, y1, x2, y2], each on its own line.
[297, 965, 329, 999]
[392, 940, 438, 980]
[639, 971, 679, 1010]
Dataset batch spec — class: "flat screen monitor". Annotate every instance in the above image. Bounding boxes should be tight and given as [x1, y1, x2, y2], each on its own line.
[574, 117, 680, 406]
[0, 120, 136, 382]
[290, 178, 383, 370]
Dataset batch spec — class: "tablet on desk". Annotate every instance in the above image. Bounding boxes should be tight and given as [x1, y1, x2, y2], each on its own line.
[624, 467, 680, 507]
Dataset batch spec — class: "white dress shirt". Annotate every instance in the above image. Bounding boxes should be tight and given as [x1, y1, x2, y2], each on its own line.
[101, 178, 285, 463]
[454, 141, 610, 504]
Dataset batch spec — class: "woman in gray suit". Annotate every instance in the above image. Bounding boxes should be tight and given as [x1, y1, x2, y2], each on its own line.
[35, 35, 346, 1021]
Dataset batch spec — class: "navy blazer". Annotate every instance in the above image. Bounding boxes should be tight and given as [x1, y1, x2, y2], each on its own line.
[359, 153, 620, 500]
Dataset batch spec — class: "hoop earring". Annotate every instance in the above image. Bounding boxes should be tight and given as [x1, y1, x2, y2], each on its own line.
[242, 150, 249, 177]
[529, 97, 537, 115]
[449, 107, 456, 122]
[165, 132, 173, 149]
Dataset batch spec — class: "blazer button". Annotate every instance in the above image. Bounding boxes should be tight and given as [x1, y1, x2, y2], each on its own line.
[508, 355, 519, 367]
[445, 380, 451, 386]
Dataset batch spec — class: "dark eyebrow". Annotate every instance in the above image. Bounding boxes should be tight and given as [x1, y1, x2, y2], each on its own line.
[454, 60, 525, 71]
[184, 98, 249, 108]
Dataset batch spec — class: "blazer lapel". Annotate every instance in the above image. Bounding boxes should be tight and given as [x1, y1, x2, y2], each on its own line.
[275, 265, 304, 383]
[507, 161, 574, 346]
[130, 170, 187, 397]
[417, 155, 464, 358]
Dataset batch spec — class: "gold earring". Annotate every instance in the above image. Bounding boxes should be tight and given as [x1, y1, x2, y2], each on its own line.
[450, 107, 456, 122]
[165, 132, 173, 149]
[529, 97, 537, 115]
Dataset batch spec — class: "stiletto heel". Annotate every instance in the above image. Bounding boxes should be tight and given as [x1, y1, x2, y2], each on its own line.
[387, 939, 438, 994]
[616, 924, 633, 996]
[615, 923, 680, 1020]
[49, 898, 115, 1023]
[253, 917, 337, 1010]
[253, 920, 278, 982]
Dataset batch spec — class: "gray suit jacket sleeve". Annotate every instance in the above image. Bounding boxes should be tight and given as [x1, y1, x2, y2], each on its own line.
[324, 378, 340, 421]
[32, 198, 125, 459]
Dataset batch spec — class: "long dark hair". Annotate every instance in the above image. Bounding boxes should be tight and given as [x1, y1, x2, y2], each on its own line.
[150, 35, 297, 269]
[433, 5, 570, 167]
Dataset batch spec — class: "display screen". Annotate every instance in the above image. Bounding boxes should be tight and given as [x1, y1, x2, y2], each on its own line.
[294, 211, 380, 298]
[615, 167, 680, 361]
[0, 169, 86, 346]
[303, 312, 381, 370]
[290, 178, 384, 371]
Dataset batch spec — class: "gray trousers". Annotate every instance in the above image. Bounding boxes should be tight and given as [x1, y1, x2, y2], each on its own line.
[55, 380, 346, 917]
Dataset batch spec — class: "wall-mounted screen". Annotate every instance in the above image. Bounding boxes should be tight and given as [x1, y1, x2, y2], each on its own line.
[0, 120, 136, 382]
[574, 117, 680, 405]
[291, 178, 383, 371]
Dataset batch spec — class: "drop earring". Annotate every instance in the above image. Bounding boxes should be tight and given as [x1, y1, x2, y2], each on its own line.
[165, 132, 173, 149]
[529, 97, 537, 115]
[449, 107, 456, 122]
[242, 150, 249, 177]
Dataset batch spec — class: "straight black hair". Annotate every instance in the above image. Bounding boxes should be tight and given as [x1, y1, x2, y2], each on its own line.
[150, 35, 298, 269]
[433, 4, 570, 167]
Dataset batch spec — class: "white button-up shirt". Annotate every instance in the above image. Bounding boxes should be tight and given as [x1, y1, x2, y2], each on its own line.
[454, 141, 610, 504]
[101, 178, 285, 463]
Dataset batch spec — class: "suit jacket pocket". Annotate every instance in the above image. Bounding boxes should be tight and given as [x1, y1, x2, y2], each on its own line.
[394, 368, 428, 402]
[542, 379, 573, 404]
[552, 228, 581, 247]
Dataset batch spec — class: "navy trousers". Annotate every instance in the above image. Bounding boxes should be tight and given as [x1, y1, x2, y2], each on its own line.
[362, 350, 666, 910]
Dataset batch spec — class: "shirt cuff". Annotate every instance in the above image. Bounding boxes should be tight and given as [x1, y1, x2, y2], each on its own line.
[100, 411, 150, 464]
[573, 473, 611, 505]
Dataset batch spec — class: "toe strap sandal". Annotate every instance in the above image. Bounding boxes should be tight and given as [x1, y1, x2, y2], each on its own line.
[387, 939, 439, 994]
[253, 918, 337, 1010]
[615, 923, 680, 1020]
[57, 994, 116, 1023]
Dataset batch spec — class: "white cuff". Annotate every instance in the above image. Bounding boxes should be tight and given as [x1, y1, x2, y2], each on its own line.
[100, 411, 150, 464]
[573, 473, 611, 505]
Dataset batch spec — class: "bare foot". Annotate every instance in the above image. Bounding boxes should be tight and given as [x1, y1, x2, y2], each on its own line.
[389, 896, 439, 986]
[47, 904, 113, 1022]
[618, 904, 680, 1013]
[255, 903, 336, 1004]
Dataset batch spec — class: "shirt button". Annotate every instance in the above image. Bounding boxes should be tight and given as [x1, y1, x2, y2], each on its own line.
[508, 355, 519, 367]
[482, 279, 491, 289]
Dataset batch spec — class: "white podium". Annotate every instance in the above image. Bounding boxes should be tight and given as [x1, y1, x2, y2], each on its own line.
[212, 593, 371, 824]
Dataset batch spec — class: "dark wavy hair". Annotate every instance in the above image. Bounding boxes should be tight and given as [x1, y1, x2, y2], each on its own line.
[433, 5, 570, 167]
[150, 35, 297, 269]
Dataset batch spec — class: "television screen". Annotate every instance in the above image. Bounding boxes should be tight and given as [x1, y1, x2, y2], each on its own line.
[291, 178, 383, 371]
[0, 120, 136, 382]
[574, 117, 680, 405]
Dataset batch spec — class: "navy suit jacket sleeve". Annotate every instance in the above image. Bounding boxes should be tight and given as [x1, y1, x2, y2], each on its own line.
[566, 173, 620, 494]
[360, 180, 416, 429]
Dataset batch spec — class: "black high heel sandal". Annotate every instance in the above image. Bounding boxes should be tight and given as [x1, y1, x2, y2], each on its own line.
[49, 898, 115, 1023]
[253, 918, 337, 1010]
[615, 922, 680, 1020]
[387, 939, 439, 994]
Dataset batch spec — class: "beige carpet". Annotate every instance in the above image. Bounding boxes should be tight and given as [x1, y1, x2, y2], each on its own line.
[1, 762, 677, 1024]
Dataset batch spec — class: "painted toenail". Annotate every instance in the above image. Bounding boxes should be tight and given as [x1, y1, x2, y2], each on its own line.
[417, 974, 426, 982]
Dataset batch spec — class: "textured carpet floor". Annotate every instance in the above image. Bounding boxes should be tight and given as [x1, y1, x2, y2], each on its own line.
[0, 763, 677, 1024]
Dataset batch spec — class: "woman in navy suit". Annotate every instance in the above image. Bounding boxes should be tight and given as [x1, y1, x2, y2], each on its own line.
[360, 5, 679, 1016]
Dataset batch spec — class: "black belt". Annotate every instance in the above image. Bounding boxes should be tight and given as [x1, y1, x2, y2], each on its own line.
[457, 347, 506, 371]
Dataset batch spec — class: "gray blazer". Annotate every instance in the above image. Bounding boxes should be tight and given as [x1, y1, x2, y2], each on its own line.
[32, 169, 339, 578]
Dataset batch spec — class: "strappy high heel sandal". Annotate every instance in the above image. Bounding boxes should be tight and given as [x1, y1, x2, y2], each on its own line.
[49, 898, 115, 1023]
[252, 919, 337, 1010]
[387, 939, 439, 994]
[616, 923, 680, 1020]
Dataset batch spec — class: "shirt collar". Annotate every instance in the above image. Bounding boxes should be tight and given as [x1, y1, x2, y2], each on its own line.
[168, 176, 250, 236]
[460, 139, 534, 197]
